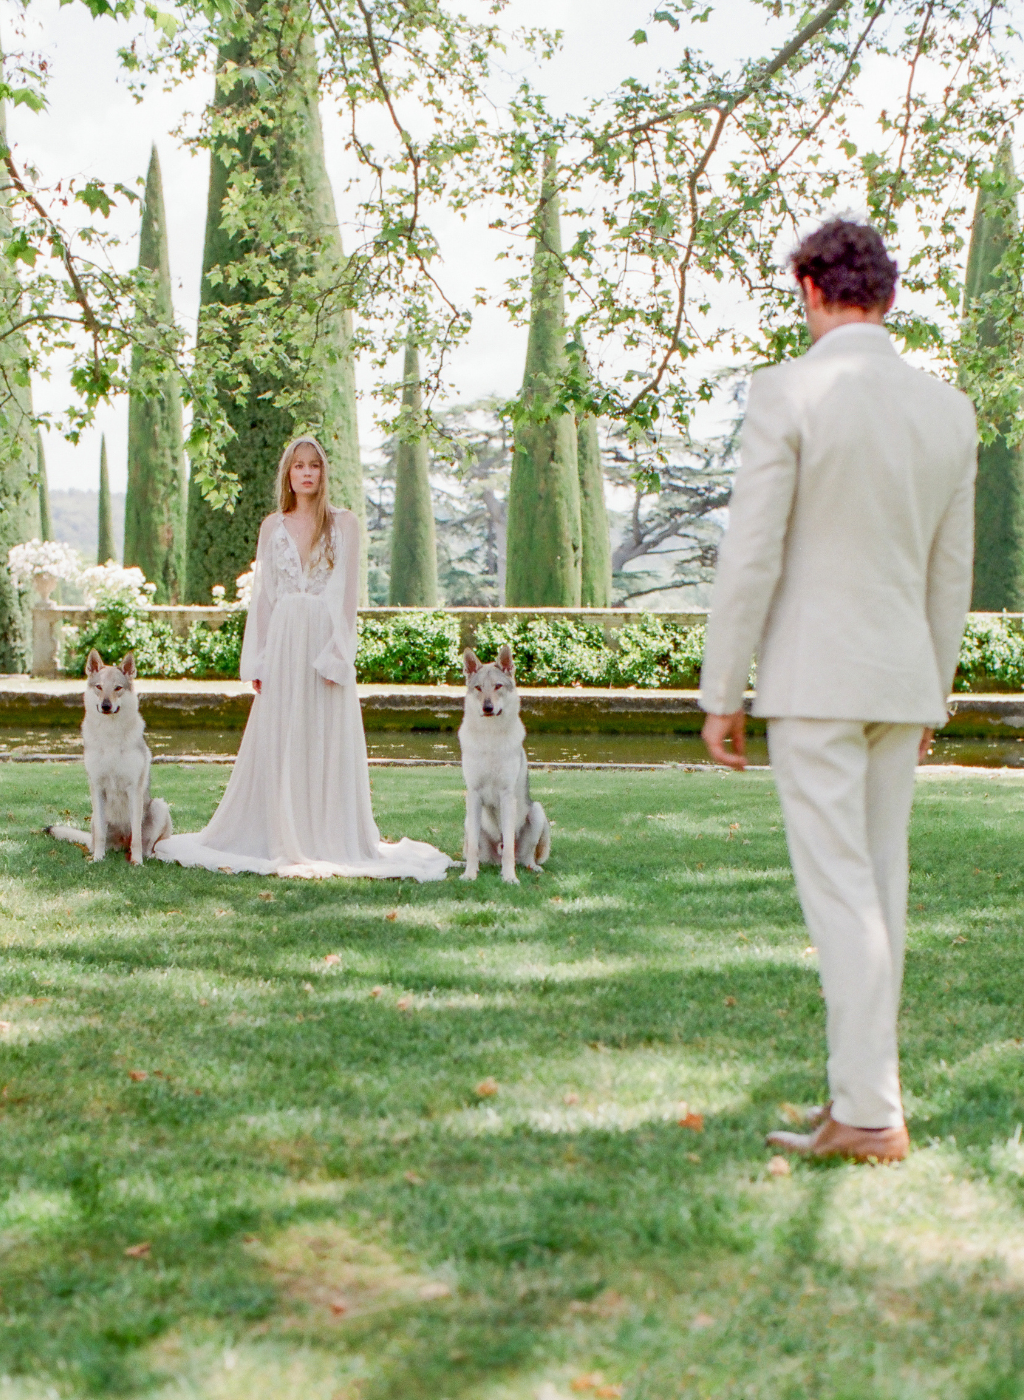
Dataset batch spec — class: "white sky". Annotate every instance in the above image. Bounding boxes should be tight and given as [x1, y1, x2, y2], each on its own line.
[11, 0, 1013, 493]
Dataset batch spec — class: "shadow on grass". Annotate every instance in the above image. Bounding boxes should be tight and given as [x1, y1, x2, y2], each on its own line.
[2, 766, 1024, 1397]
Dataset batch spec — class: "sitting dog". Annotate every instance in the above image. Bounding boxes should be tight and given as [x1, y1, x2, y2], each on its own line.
[47, 649, 172, 865]
[459, 645, 550, 884]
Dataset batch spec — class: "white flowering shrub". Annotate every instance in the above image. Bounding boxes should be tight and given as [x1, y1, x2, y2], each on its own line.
[79, 562, 156, 608]
[233, 566, 255, 610]
[7, 539, 81, 588]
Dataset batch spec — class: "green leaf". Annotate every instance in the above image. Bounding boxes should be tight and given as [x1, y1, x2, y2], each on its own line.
[75, 183, 114, 217]
[631, 28, 648, 44]
[653, 10, 680, 29]
[143, 3, 179, 36]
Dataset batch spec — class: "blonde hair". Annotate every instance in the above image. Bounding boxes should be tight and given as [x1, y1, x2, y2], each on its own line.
[275, 435, 335, 568]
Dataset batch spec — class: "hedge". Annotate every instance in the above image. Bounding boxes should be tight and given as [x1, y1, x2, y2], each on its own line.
[62, 605, 1024, 692]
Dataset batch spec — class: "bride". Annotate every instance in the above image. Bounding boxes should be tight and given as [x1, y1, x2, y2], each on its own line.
[155, 436, 452, 881]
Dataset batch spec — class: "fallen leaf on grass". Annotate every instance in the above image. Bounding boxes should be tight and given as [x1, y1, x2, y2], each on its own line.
[385, 910, 398, 922]
[329, 1298, 348, 1316]
[324, 953, 342, 966]
[596, 1388, 622, 1399]
[550, 895, 563, 904]
[404, 1170, 425, 1186]
[128, 1070, 148, 1082]
[258, 891, 275, 901]
[686, 1152, 701, 1164]
[370, 986, 383, 998]
[723, 995, 737, 1007]
[475, 1077, 499, 1097]
[570, 1377, 603, 1393]
[215, 908, 230, 916]
[396, 996, 412, 1011]
[123, 1241, 151, 1258]
[769, 1155, 791, 1177]
[678, 1110, 704, 1132]
[691, 1311, 716, 1329]
[779, 1102, 804, 1124]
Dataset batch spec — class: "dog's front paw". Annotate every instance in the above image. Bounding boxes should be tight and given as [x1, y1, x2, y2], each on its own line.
[461, 869, 478, 882]
[91, 852, 106, 863]
[130, 853, 144, 867]
[502, 871, 520, 885]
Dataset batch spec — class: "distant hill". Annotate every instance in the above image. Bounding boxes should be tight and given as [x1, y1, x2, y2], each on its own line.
[49, 490, 126, 564]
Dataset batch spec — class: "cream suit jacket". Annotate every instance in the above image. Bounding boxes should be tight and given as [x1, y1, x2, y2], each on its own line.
[700, 323, 977, 726]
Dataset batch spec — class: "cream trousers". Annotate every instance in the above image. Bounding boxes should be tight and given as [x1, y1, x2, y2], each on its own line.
[767, 718, 923, 1129]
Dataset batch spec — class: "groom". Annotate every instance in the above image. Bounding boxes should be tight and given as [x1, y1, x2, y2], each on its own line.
[700, 219, 977, 1163]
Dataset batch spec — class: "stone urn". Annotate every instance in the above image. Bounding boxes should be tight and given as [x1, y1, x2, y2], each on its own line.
[32, 572, 59, 607]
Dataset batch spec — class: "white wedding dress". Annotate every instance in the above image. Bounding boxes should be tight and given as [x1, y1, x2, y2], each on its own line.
[154, 507, 452, 881]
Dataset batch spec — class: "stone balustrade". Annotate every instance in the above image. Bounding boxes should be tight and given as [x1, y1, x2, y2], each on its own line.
[30, 604, 710, 679]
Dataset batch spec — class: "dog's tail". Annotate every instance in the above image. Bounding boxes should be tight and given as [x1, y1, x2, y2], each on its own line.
[532, 803, 551, 865]
[46, 824, 92, 851]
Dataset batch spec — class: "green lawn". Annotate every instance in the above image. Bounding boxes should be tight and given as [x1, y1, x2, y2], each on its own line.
[2, 763, 1024, 1399]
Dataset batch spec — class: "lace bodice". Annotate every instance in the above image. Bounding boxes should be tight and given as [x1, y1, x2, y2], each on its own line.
[272, 518, 334, 596]
[239, 507, 362, 686]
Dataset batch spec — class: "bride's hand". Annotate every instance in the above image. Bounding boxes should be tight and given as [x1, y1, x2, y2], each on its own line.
[252, 680, 261, 694]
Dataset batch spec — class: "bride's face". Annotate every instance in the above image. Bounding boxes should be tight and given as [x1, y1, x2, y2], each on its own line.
[289, 445, 322, 502]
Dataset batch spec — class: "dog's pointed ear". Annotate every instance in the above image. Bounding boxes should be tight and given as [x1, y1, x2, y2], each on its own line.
[463, 649, 481, 677]
[120, 652, 137, 681]
[85, 649, 103, 677]
[497, 644, 515, 676]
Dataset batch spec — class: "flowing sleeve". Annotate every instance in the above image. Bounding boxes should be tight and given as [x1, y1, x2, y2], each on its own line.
[313, 509, 360, 686]
[239, 516, 278, 683]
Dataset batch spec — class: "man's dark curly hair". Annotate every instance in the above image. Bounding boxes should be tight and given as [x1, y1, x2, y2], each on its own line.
[791, 219, 898, 310]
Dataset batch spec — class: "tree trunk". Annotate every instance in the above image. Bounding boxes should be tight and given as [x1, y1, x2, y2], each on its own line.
[505, 147, 582, 605]
[186, 4, 365, 602]
[389, 341, 438, 605]
[963, 139, 1024, 610]
[124, 147, 187, 602]
[97, 435, 116, 564]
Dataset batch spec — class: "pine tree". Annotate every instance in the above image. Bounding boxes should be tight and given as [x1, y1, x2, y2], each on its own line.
[505, 148, 582, 605]
[963, 139, 1024, 609]
[575, 354, 612, 607]
[97, 435, 116, 564]
[36, 434, 51, 542]
[124, 147, 187, 602]
[389, 341, 438, 605]
[0, 99, 40, 671]
[186, 6, 364, 602]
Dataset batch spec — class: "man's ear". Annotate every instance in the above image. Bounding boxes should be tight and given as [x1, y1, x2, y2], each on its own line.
[86, 649, 103, 677]
[497, 645, 514, 676]
[120, 652, 137, 681]
[463, 649, 481, 677]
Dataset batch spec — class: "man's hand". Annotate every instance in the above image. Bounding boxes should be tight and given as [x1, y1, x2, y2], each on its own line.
[918, 727, 934, 763]
[702, 710, 748, 770]
[252, 680, 261, 694]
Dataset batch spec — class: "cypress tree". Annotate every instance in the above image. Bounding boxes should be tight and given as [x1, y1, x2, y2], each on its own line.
[37, 434, 51, 542]
[124, 146, 187, 602]
[575, 355, 612, 606]
[97, 435, 116, 564]
[963, 140, 1024, 610]
[389, 341, 438, 606]
[0, 99, 40, 671]
[505, 148, 582, 605]
[186, 5, 364, 602]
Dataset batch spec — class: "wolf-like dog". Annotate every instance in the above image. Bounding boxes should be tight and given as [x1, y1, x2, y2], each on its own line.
[459, 645, 550, 884]
[47, 649, 172, 865]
